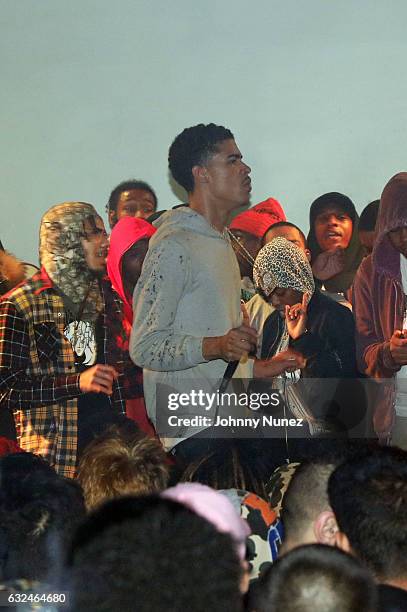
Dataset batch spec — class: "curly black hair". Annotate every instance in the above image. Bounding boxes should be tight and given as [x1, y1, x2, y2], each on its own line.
[265, 221, 306, 244]
[66, 496, 242, 612]
[106, 179, 157, 213]
[328, 445, 407, 581]
[359, 200, 379, 232]
[0, 453, 85, 582]
[168, 123, 234, 193]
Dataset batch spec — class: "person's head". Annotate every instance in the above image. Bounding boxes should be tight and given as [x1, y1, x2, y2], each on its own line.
[371, 173, 407, 268]
[358, 200, 379, 255]
[328, 446, 407, 585]
[40, 201, 109, 279]
[162, 483, 250, 564]
[383, 177, 407, 257]
[180, 442, 269, 500]
[107, 180, 157, 228]
[0, 452, 56, 502]
[168, 123, 251, 210]
[0, 454, 85, 582]
[387, 226, 407, 258]
[66, 496, 243, 612]
[39, 202, 109, 321]
[0, 250, 26, 296]
[229, 210, 280, 279]
[263, 221, 311, 260]
[179, 453, 279, 581]
[309, 192, 357, 254]
[251, 197, 286, 222]
[121, 240, 149, 297]
[80, 214, 110, 275]
[162, 482, 251, 594]
[250, 544, 378, 612]
[253, 237, 315, 313]
[77, 425, 169, 511]
[107, 216, 156, 307]
[280, 458, 341, 555]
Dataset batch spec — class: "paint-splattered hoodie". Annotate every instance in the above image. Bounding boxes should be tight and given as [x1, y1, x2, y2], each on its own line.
[353, 172, 407, 437]
[130, 207, 249, 448]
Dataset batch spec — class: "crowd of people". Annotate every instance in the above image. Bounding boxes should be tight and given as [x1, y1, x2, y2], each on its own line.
[0, 122, 406, 610]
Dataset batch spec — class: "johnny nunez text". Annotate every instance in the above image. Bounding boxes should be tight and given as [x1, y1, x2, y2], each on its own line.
[167, 415, 304, 429]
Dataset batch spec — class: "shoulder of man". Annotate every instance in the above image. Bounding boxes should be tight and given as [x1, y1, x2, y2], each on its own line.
[311, 290, 355, 326]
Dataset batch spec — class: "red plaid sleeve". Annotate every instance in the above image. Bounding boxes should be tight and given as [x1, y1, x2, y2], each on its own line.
[0, 300, 81, 407]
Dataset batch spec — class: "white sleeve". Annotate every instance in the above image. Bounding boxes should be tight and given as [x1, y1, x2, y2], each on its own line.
[129, 237, 206, 372]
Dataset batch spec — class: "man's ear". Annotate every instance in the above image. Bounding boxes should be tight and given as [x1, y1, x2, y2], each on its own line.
[334, 530, 352, 554]
[108, 209, 117, 229]
[305, 248, 312, 262]
[314, 510, 338, 547]
[192, 164, 209, 185]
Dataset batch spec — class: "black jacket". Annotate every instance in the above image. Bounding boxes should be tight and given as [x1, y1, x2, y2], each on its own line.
[261, 289, 358, 378]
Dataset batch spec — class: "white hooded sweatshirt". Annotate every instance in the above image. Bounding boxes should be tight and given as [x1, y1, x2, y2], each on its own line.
[130, 207, 252, 449]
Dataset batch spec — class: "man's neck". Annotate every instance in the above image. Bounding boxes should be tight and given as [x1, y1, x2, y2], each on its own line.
[188, 193, 232, 232]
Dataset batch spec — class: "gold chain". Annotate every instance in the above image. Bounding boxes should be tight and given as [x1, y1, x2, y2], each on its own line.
[227, 229, 255, 266]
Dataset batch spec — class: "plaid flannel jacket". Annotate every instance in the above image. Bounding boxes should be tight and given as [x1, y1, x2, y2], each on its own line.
[0, 270, 130, 478]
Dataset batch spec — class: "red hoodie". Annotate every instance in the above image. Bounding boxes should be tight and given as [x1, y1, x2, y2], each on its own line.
[105, 217, 156, 435]
[107, 216, 156, 330]
[353, 172, 407, 438]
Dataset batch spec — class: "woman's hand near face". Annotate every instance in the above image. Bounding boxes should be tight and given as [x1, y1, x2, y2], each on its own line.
[286, 293, 310, 340]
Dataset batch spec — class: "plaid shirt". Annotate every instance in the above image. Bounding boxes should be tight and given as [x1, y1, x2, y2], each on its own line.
[0, 269, 129, 477]
[100, 278, 144, 400]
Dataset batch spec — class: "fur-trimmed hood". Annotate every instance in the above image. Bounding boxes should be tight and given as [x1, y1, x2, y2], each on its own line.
[0, 250, 25, 296]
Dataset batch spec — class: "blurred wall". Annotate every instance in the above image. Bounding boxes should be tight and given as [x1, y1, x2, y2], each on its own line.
[1, 0, 406, 261]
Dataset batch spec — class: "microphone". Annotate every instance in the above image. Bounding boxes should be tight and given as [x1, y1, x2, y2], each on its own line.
[206, 358, 244, 451]
[218, 360, 240, 394]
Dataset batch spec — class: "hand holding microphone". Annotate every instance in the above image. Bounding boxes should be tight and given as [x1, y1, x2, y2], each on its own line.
[202, 318, 258, 363]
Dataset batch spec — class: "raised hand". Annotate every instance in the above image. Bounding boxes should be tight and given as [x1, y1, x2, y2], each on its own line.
[286, 293, 310, 340]
[390, 330, 407, 366]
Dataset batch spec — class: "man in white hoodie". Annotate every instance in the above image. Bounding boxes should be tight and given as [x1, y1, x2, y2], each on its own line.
[130, 123, 302, 459]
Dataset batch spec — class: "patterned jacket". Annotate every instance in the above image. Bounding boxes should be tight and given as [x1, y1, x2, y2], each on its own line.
[0, 270, 127, 477]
